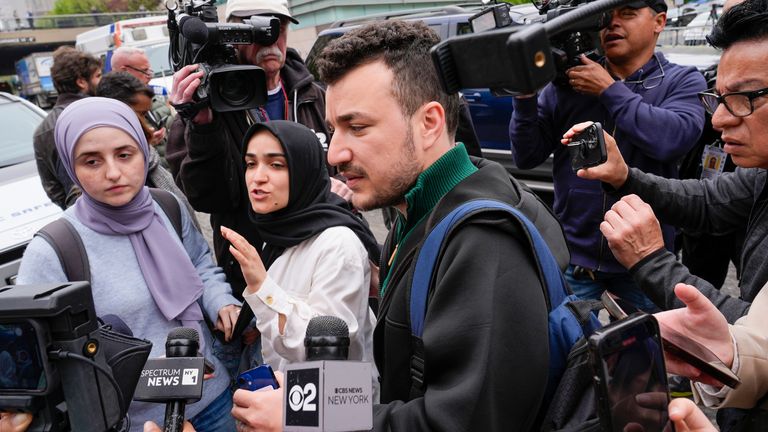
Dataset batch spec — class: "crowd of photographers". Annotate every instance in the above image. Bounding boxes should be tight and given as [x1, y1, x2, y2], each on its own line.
[5, 0, 768, 430]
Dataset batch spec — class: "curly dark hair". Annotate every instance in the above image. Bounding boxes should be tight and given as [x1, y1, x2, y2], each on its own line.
[316, 20, 460, 137]
[97, 71, 154, 105]
[51, 46, 101, 95]
[707, 0, 768, 49]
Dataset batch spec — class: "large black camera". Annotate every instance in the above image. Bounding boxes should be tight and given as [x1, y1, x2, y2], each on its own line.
[0, 282, 151, 431]
[432, 0, 635, 96]
[167, 0, 280, 112]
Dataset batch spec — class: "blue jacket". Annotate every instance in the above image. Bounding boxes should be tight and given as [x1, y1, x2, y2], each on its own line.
[509, 52, 707, 273]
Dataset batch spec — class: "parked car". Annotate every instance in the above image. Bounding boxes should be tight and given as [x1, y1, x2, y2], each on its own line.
[683, 4, 722, 46]
[0, 92, 63, 285]
[304, 4, 555, 205]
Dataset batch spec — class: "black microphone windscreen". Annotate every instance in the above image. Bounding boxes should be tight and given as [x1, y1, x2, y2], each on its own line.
[306, 316, 349, 338]
[179, 15, 209, 44]
[166, 327, 199, 343]
[101, 314, 133, 336]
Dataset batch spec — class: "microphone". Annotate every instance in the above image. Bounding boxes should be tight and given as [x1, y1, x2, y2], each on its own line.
[283, 316, 373, 432]
[132, 328, 205, 432]
[178, 14, 209, 44]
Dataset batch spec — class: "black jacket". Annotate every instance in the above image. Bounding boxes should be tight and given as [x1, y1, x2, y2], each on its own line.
[372, 158, 568, 431]
[33, 93, 85, 209]
[166, 48, 330, 298]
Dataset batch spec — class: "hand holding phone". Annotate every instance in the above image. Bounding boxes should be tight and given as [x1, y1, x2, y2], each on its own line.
[601, 292, 740, 389]
[589, 313, 674, 432]
[237, 365, 279, 391]
[567, 122, 608, 172]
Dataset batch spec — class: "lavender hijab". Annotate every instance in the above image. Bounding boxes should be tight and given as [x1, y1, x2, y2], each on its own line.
[55, 97, 204, 337]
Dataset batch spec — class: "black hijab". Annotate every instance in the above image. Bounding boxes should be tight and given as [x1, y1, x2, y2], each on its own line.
[233, 120, 380, 337]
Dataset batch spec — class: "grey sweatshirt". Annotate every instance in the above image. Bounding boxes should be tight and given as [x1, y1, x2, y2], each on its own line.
[17, 198, 238, 431]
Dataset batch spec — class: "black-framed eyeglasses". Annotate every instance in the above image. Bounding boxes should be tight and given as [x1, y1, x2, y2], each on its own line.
[623, 54, 665, 90]
[698, 87, 768, 117]
[125, 64, 154, 78]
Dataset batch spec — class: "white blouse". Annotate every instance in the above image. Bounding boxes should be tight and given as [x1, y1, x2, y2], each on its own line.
[244, 225, 377, 373]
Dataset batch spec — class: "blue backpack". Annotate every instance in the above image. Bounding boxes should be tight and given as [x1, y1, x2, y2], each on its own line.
[408, 199, 604, 431]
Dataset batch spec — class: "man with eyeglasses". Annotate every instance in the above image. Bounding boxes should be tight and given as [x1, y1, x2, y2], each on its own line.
[568, 0, 768, 331]
[111, 47, 173, 166]
[509, 0, 706, 312]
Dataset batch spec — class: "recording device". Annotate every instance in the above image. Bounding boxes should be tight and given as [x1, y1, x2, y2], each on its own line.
[589, 312, 673, 432]
[602, 292, 741, 388]
[431, 0, 634, 96]
[0, 282, 152, 432]
[166, 0, 280, 112]
[238, 365, 279, 391]
[567, 122, 607, 171]
[283, 316, 372, 432]
[133, 328, 205, 432]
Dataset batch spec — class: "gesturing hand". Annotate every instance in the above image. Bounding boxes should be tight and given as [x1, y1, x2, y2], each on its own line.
[221, 226, 267, 295]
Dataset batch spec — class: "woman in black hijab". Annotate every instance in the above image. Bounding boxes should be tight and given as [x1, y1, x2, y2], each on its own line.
[221, 120, 380, 372]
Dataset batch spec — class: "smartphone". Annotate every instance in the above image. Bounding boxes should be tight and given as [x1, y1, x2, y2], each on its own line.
[237, 365, 279, 391]
[601, 292, 741, 388]
[568, 122, 608, 171]
[589, 313, 674, 432]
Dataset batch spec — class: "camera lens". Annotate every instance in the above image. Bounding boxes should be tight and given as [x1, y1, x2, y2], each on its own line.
[218, 70, 257, 108]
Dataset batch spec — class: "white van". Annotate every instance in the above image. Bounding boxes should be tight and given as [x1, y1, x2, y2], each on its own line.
[75, 16, 174, 97]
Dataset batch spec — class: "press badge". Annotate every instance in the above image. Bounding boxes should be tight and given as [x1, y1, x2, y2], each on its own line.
[701, 144, 727, 179]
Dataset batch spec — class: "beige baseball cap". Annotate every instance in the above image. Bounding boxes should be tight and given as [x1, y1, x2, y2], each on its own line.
[225, 0, 299, 24]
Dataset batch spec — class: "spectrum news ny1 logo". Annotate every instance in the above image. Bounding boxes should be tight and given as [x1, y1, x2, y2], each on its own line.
[144, 368, 200, 387]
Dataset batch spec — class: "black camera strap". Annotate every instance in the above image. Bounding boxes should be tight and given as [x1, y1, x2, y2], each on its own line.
[173, 99, 209, 121]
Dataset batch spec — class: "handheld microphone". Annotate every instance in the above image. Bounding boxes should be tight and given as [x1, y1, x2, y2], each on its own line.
[133, 328, 205, 432]
[284, 316, 372, 432]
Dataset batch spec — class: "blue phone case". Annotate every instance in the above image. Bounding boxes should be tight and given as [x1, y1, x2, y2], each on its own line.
[237, 365, 279, 391]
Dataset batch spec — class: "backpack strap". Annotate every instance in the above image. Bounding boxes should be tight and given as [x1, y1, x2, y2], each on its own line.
[33, 190, 183, 283]
[408, 199, 569, 397]
[149, 188, 182, 239]
[36, 218, 90, 282]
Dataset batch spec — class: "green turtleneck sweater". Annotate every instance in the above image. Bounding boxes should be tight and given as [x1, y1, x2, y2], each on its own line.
[380, 143, 478, 295]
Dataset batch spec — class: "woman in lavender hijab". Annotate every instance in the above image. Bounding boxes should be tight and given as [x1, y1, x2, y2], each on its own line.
[17, 97, 239, 432]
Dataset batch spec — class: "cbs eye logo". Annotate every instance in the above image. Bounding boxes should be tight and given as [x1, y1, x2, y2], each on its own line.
[288, 383, 317, 412]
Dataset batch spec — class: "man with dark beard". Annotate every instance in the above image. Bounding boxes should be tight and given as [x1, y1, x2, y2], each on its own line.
[229, 21, 568, 432]
[33, 46, 102, 209]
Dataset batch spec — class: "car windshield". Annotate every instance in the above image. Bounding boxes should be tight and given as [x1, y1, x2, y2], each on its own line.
[0, 101, 42, 168]
[145, 43, 174, 78]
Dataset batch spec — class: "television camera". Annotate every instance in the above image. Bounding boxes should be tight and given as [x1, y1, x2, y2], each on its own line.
[432, 0, 645, 95]
[166, 0, 280, 112]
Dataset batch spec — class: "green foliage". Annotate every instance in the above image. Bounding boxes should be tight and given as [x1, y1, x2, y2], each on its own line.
[51, 0, 106, 14]
[502, 0, 533, 5]
[52, 0, 157, 13]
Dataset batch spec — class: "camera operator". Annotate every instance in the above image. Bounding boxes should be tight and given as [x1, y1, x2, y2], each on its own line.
[509, 0, 706, 311]
[166, 0, 332, 301]
[561, 0, 768, 330]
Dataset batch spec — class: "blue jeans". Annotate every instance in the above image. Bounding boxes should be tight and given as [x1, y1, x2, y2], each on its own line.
[565, 265, 660, 313]
[189, 388, 236, 432]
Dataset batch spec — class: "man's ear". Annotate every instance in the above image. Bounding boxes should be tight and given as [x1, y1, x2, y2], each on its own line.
[75, 76, 88, 93]
[417, 101, 447, 150]
[653, 11, 667, 34]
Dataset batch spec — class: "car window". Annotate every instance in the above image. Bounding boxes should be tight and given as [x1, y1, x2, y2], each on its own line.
[457, 22, 473, 35]
[0, 102, 43, 167]
[306, 33, 344, 80]
[145, 43, 173, 77]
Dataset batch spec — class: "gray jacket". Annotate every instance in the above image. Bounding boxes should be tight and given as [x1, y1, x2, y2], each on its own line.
[618, 167, 765, 322]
